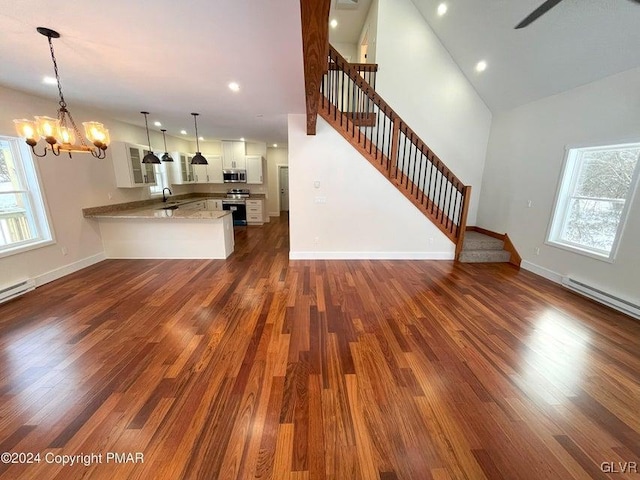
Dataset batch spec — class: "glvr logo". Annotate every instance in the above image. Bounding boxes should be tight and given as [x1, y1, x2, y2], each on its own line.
[600, 462, 638, 473]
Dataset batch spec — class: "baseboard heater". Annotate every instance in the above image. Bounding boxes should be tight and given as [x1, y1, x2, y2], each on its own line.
[0, 279, 36, 305]
[561, 276, 640, 320]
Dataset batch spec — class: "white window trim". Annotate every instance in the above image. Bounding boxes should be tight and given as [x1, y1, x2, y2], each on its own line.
[546, 142, 640, 263]
[0, 137, 54, 259]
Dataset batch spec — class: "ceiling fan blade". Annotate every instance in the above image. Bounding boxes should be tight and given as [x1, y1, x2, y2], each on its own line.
[515, 0, 564, 29]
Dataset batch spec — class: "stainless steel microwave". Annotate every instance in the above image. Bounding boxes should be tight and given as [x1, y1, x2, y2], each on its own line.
[223, 169, 246, 183]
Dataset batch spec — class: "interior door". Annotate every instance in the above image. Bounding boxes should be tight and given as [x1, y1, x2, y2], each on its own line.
[279, 166, 289, 211]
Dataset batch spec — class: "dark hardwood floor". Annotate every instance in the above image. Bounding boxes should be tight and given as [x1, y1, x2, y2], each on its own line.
[0, 214, 639, 479]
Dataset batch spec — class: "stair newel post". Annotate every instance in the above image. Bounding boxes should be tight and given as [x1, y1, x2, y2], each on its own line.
[455, 185, 472, 260]
[389, 117, 400, 180]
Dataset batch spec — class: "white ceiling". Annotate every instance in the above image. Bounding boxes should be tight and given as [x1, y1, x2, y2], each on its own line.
[411, 0, 640, 112]
[329, 0, 373, 44]
[0, 0, 305, 144]
[4, 0, 639, 144]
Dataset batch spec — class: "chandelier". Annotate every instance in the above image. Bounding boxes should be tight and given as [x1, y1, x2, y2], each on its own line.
[13, 27, 109, 159]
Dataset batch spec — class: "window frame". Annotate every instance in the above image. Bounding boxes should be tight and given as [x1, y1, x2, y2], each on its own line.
[149, 162, 170, 197]
[0, 136, 54, 259]
[546, 141, 640, 263]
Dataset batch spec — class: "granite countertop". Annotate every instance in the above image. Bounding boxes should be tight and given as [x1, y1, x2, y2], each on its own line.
[88, 207, 232, 220]
[83, 197, 229, 220]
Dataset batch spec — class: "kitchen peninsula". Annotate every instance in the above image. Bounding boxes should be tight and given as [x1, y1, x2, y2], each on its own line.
[83, 197, 234, 259]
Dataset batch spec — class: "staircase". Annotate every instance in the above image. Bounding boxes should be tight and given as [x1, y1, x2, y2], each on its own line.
[317, 45, 473, 259]
[458, 231, 511, 263]
[298, 0, 516, 262]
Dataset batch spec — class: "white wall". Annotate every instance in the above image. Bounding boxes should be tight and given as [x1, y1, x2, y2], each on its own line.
[0, 85, 192, 289]
[477, 67, 640, 306]
[358, 0, 378, 63]
[332, 43, 358, 62]
[266, 146, 289, 216]
[288, 114, 455, 259]
[374, 0, 492, 224]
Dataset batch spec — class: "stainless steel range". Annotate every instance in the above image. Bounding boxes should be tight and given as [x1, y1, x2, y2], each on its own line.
[222, 188, 250, 225]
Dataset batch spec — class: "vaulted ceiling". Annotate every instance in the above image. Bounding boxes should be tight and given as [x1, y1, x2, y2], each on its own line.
[331, 0, 640, 112]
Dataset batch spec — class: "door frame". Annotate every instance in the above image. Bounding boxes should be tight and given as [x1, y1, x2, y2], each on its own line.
[277, 164, 289, 213]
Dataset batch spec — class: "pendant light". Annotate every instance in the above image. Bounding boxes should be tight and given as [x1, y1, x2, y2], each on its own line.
[13, 27, 109, 159]
[190, 113, 208, 165]
[160, 129, 174, 162]
[140, 111, 160, 164]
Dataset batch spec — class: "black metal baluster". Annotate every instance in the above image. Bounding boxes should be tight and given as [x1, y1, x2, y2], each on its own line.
[434, 166, 441, 219]
[381, 107, 388, 167]
[417, 146, 426, 201]
[444, 175, 451, 229]
[410, 135, 418, 193]
[437, 167, 446, 221]
[375, 103, 381, 161]
[423, 153, 431, 205]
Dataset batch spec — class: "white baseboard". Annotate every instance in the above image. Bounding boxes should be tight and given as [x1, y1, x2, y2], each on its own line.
[269, 211, 282, 217]
[521, 260, 563, 284]
[289, 251, 455, 260]
[35, 252, 107, 287]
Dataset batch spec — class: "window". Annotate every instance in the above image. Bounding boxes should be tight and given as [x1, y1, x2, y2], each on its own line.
[0, 137, 53, 257]
[149, 163, 169, 196]
[548, 142, 640, 261]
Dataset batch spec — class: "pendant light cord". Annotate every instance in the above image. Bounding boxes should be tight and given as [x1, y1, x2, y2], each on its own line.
[193, 114, 201, 151]
[143, 113, 152, 150]
[162, 131, 168, 151]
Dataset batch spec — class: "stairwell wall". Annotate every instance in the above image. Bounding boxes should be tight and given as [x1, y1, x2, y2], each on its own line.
[372, 0, 492, 225]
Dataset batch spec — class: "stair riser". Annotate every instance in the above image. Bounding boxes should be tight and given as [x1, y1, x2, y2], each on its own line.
[459, 251, 512, 263]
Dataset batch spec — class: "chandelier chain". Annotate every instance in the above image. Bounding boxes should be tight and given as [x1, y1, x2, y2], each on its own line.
[47, 35, 67, 109]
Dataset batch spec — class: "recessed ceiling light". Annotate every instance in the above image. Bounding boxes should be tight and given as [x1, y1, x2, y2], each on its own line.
[240, 137, 245, 141]
[180, 130, 187, 135]
[154, 121, 161, 127]
[475, 60, 487, 73]
[273, 143, 278, 148]
[198, 136, 204, 141]
[437, 3, 447, 16]
[330, 19, 338, 28]
[42, 76, 57, 85]
[228, 82, 240, 92]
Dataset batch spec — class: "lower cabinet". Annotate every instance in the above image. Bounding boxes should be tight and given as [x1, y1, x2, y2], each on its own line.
[207, 199, 223, 211]
[246, 199, 264, 225]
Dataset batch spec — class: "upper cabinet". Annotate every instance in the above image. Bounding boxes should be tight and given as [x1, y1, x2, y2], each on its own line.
[168, 153, 195, 185]
[245, 155, 264, 184]
[111, 142, 157, 188]
[193, 155, 223, 183]
[222, 141, 246, 170]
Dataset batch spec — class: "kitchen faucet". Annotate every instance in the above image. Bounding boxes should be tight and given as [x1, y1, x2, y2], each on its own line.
[162, 187, 172, 202]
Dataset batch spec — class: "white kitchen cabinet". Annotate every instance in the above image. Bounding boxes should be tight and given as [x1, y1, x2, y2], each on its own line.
[246, 198, 264, 225]
[206, 199, 223, 211]
[111, 142, 157, 188]
[167, 153, 194, 185]
[207, 155, 224, 183]
[192, 155, 223, 183]
[222, 141, 246, 170]
[180, 200, 206, 210]
[245, 155, 264, 184]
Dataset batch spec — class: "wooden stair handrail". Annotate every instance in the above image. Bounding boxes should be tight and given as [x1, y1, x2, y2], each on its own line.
[327, 44, 466, 192]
